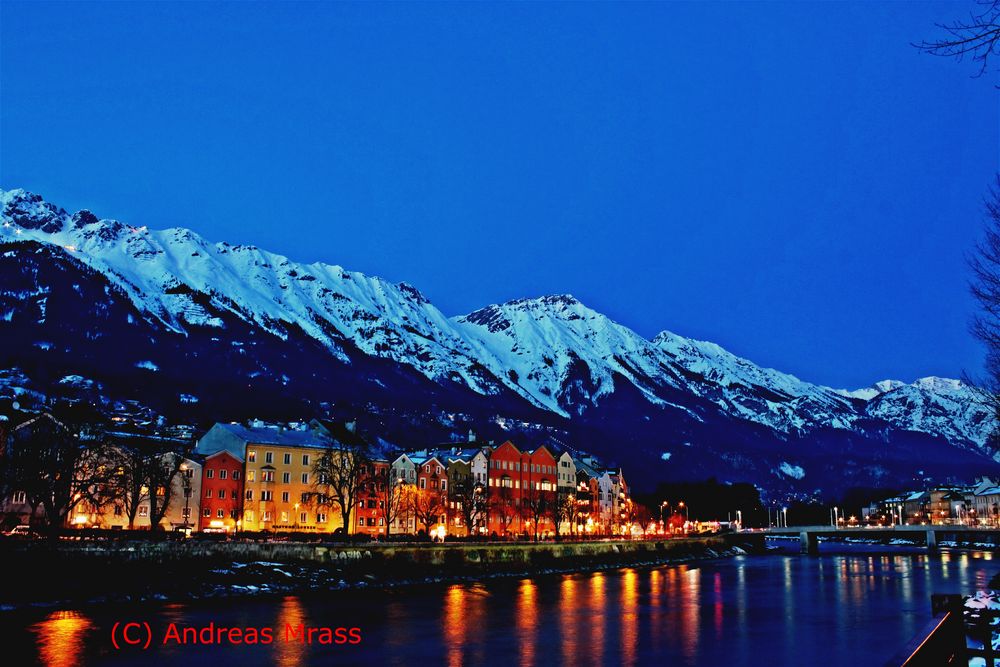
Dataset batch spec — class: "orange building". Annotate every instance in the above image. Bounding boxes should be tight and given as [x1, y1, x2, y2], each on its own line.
[199, 450, 244, 532]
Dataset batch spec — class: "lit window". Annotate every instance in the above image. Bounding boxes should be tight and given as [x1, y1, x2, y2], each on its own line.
[139, 506, 148, 517]
[203, 508, 210, 517]
[248, 451, 256, 463]
[247, 470, 256, 482]
[281, 511, 288, 522]
[217, 509, 224, 518]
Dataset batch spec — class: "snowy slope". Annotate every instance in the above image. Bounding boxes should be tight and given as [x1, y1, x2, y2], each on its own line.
[862, 377, 995, 455]
[1, 187, 993, 458]
[0, 188, 518, 402]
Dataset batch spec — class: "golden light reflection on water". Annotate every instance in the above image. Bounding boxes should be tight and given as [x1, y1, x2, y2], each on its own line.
[590, 572, 606, 666]
[444, 585, 466, 667]
[648, 569, 662, 655]
[443, 585, 487, 667]
[32, 610, 94, 667]
[559, 576, 578, 666]
[681, 566, 700, 662]
[274, 595, 307, 667]
[620, 569, 638, 667]
[516, 579, 538, 667]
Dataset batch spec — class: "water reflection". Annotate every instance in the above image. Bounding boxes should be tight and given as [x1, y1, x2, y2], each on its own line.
[589, 572, 606, 666]
[620, 569, 638, 666]
[516, 579, 537, 667]
[275, 595, 307, 667]
[32, 610, 94, 667]
[559, 576, 579, 666]
[12, 547, 999, 667]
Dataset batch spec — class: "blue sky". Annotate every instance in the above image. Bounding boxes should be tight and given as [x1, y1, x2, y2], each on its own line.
[1, 1, 997, 389]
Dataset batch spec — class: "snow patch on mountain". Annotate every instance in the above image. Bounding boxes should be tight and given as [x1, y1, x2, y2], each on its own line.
[1, 188, 993, 458]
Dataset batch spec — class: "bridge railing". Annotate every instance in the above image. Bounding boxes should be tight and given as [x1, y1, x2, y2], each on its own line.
[887, 593, 998, 666]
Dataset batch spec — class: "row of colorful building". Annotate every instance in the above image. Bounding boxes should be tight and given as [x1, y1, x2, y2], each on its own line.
[2, 415, 633, 539]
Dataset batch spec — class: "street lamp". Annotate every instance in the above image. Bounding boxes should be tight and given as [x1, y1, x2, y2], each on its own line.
[180, 464, 191, 533]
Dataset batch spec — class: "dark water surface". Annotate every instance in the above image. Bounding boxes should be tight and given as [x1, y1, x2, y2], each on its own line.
[5, 545, 995, 666]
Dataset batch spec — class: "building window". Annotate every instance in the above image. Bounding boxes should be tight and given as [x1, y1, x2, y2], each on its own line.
[317, 513, 327, 523]
[230, 510, 239, 519]
[247, 470, 256, 482]
[248, 451, 256, 463]
[283, 453, 291, 465]
[217, 509, 224, 518]
[233, 470, 241, 480]
[203, 508, 211, 517]
[261, 491, 273, 501]
[262, 511, 271, 522]
[245, 510, 254, 522]
[282, 472, 290, 484]
[436, 466, 442, 475]
[219, 469, 227, 480]
[206, 469, 214, 479]
[265, 452, 273, 464]
[359, 516, 365, 525]
[301, 493, 310, 503]
[246, 490, 254, 501]
[11, 491, 26, 504]
[114, 505, 123, 516]
[420, 478, 426, 489]
[281, 492, 290, 503]
[139, 506, 148, 517]
[302, 454, 310, 466]
[262, 470, 274, 482]
[219, 490, 226, 499]
[281, 511, 288, 523]
[300, 512, 307, 523]
[441, 480, 447, 491]
[301, 473, 309, 484]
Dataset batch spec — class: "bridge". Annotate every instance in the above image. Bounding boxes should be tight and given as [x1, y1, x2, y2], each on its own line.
[759, 525, 1000, 554]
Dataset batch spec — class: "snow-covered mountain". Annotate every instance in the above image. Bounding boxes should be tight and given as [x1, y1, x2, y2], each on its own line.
[2, 188, 996, 491]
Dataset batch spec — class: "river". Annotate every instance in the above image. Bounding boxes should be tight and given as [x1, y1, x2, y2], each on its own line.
[6, 544, 995, 666]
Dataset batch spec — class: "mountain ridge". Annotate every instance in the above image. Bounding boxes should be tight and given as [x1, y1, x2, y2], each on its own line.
[2, 187, 996, 494]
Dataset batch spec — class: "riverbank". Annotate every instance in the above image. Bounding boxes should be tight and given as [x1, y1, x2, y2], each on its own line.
[0, 533, 764, 609]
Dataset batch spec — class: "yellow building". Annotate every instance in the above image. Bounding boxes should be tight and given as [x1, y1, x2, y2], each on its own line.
[195, 421, 348, 533]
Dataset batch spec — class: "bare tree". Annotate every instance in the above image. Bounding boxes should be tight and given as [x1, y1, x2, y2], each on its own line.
[555, 491, 578, 538]
[916, 0, 1000, 79]
[1, 414, 119, 533]
[490, 486, 518, 536]
[374, 469, 406, 538]
[521, 482, 555, 542]
[450, 476, 487, 536]
[409, 487, 446, 535]
[312, 439, 370, 536]
[967, 179, 1000, 452]
[146, 452, 182, 531]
